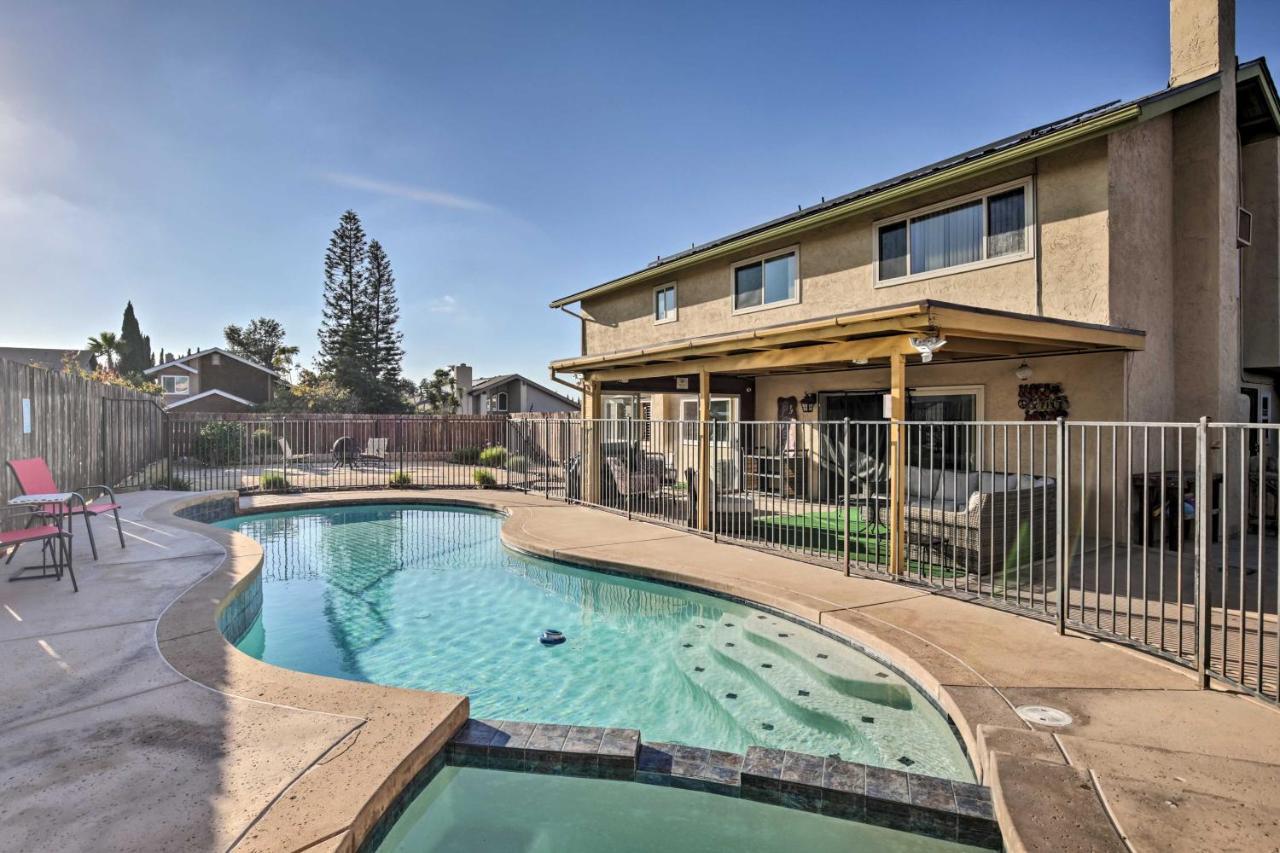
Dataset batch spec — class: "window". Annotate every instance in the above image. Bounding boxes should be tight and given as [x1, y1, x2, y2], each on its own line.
[732, 247, 798, 312]
[875, 180, 1032, 284]
[490, 392, 508, 411]
[654, 284, 677, 324]
[161, 375, 190, 395]
[908, 387, 983, 468]
[679, 397, 737, 443]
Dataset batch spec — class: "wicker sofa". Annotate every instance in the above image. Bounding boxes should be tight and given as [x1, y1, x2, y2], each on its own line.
[877, 467, 1057, 575]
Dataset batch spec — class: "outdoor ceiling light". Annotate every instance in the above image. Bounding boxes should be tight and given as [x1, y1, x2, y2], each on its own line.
[909, 336, 947, 364]
[851, 357, 869, 366]
[800, 392, 817, 413]
[1015, 361, 1033, 381]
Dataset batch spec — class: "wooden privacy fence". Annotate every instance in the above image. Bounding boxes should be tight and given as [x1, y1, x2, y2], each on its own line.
[0, 360, 167, 511]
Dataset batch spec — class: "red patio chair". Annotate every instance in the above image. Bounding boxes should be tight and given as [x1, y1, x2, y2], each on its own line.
[6, 457, 124, 560]
[1, 505, 76, 591]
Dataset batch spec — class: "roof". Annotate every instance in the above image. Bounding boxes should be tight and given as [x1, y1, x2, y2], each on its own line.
[145, 347, 285, 380]
[165, 389, 257, 410]
[552, 299, 1145, 378]
[467, 372, 579, 408]
[550, 64, 1277, 309]
[0, 347, 95, 372]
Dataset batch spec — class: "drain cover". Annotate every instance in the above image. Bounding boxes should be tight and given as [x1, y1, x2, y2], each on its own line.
[1016, 705, 1073, 727]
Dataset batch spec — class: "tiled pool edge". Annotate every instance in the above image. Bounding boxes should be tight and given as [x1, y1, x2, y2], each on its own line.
[173, 496, 262, 644]
[358, 718, 1000, 851]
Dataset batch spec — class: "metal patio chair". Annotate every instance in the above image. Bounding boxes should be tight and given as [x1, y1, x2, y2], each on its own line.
[6, 457, 123, 561]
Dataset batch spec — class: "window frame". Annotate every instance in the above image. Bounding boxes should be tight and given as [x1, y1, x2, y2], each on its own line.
[872, 178, 1035, 288]
[653, 282, 678, 325]
[729, 245, 801, 315]
[908, 385, 986, 421]
[161, 375, 190, 395]
[678, 396, 739, 444]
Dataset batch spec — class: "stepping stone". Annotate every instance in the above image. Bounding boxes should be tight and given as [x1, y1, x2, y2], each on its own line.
[798, 690, 810, 697]
[725, 692, 738, 700]
[861, 716, 875, 723]
[897, 756, 914, 767]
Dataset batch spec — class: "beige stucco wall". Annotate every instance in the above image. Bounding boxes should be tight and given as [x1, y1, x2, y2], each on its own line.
[1242, 137, 1280, 371]
[581, 143, 1114, 356]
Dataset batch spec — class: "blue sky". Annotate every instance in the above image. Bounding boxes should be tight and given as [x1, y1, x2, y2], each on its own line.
[1, 1, 1277, 390]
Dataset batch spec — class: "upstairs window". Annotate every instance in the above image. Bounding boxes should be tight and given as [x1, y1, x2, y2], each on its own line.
[161, 375, 190, 395]
[732, 248, 798, 312]
[876, 180, 1032, 284]
[654, 283, 677, 324]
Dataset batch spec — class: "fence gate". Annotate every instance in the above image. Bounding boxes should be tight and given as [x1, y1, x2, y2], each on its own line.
[100, 397, 168, 491]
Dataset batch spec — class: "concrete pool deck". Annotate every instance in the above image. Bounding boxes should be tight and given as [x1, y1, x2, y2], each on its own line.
[2, 488, 1278, 851]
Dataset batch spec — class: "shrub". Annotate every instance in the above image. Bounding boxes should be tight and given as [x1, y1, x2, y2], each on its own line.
[473, 468, 497, 487]
[451, 447, 482, 464]
[158, 475, 193, 491]
[260, 472, 290, 491]
[194, 421, 244, 466]
[251, 428, 275, 457]
[507, 454, 528, 471]
[389, 471, 412, 487]
[478, 446, 508, 468]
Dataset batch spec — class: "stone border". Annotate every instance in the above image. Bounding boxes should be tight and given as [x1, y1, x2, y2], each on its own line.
[358, 717, 1000, 850]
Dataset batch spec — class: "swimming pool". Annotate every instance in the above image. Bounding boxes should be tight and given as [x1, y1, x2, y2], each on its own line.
[371, 766, 986, 853]
[219, 504, 972, 781]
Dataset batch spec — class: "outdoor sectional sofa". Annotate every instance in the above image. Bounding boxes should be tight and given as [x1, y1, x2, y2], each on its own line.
[878, 467, 1057, 576]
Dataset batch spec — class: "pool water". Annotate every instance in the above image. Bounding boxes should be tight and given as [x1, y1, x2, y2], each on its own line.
[220, 505, 971, 781]
[372, 766, 985, 853]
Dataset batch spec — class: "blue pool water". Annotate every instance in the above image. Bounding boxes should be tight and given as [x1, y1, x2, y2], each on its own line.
[218, 504, 972, 781]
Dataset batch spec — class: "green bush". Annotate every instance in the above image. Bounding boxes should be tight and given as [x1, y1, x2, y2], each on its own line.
[389, 471, 412, 487]
[261, 472, 290, 491]
[507, 454, 528, 470]
[194, 421, 244, 466]
[473, 468, 497, 487]
[478, 446, 508, 468]
[158, 475, 193, 491]
[451, 446, 482, 464]
[251, 428, 275, 457]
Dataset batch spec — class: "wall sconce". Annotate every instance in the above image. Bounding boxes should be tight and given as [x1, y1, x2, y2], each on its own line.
[850, 357, 868, 366]
[1015, 361, 1033, 381]
[800, 392, 817, 413]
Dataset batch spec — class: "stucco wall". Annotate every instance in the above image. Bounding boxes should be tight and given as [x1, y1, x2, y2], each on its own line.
[581, 144, 1112, 355]
[1242, 137, 1280, 370]
[1108, 116, 1176, 421]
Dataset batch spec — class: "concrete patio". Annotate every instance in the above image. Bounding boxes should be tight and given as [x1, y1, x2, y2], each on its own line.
[2, 488, 1279, 852]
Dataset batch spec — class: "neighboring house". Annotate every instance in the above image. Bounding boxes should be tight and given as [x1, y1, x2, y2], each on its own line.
[0, 347, 97, 372]
[550, 0, 1278, 439]
[447, 363, 578, 414]
[144, 347, 286, 412]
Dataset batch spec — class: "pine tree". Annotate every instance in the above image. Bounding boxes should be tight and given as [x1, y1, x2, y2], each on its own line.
[119, 302, 153, 375]
[365, 239, 405, 390]
[317, 210, 371, 392]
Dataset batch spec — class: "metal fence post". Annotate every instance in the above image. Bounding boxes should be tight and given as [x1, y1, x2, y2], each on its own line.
[1196, 416, 1211, 688]
[1055, 416, 1067, 635]
[543, 416, 550, 498]
[842, 418, 851, 575]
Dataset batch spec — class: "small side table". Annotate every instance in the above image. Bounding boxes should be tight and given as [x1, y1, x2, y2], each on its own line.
[5, 493, 76, 586]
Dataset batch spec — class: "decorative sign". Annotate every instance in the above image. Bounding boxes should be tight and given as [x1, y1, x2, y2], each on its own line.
[675, 377, 689, 391]
[22, 398, 31, 434]
[1018, 383, 1069, 421]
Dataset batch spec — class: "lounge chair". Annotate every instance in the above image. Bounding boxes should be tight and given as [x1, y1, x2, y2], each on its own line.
[604, 457, 660, 499]
[1, 505, 76, 591]
[278, 439, 321, 467]
[359, 437, 390, 466]
[6, 457, 123, 560]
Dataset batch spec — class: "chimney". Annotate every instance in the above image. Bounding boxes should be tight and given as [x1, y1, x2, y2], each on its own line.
[1169, 0, 1236, 87]
[450, 363, 473, 407]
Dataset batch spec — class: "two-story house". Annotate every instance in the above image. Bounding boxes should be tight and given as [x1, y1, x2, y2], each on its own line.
[145, 347, 286, 412]
[551, 0, 1277, 445]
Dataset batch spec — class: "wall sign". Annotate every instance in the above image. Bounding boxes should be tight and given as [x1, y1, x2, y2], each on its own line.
[22, 398, 32, 434]
[1018, 383, 1069, 421]
[675, 377, 689, 391]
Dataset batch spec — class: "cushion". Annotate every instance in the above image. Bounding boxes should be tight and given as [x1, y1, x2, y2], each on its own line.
[976, 472, 1015, 493]
[937, 471, 979, 507]
[905, 466, 941, 499]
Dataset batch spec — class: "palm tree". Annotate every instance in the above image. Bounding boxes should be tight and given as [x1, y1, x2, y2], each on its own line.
[87, 331, 125, 372]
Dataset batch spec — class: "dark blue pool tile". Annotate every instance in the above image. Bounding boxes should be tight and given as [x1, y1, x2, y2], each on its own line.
[819, 794, 866, 823]
[452, 718, 499, 748]
[780, 751, 826, 790]
[635, 770, 673, 788]
[821, 757, 866, 797]
[908, 774, 957, 813]
[525, 723, 571, 753]
[598, 728, 640, 762]
[957, 819, 1003, 850]
[780, 787, 823, 812]
[637, 743, 675, 774]
[952, 782, 993, 812]
[487, 719, 535, 752]
[559, 751, 600, 778]
[741, 746, 786, 787]
[741, 783, 786, 806]
[864, 765, 911, 805]
[910, 804, 958, 840]
[563, 726, 605, 755]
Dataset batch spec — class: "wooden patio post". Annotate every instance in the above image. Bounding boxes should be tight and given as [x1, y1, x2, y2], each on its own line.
[583, 377, 602, 504]
[888, 351, 907, 576]
[698, 370, 711, 532]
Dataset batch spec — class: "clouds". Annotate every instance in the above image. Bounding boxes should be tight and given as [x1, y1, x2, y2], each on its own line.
[321, 172, 497, 213]
[428, 295, 458, 313]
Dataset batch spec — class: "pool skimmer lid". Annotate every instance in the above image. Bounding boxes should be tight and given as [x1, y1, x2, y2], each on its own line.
[539, 629, 566, 646]
[1016, 705, 1073, 727]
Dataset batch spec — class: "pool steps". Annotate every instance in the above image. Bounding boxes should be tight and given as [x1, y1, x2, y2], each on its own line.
[443, 717, 1001, 850]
